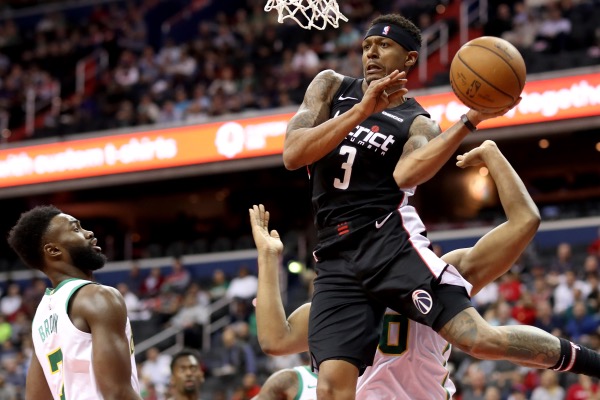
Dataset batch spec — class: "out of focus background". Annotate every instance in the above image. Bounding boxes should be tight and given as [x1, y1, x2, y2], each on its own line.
[0, 0, 598, 398]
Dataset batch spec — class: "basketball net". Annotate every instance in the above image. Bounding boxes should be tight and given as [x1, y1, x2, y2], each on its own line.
[264, 0, 348, 30]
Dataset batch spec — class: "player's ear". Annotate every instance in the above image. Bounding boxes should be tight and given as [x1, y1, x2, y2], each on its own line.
[44, 243, 62, 258]
[405, 51, 418, 67]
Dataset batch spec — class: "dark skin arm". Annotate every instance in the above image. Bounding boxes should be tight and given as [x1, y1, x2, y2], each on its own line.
[283, 69, 407, 170]
[393, 100, 519, 189]
[25, 353, 53, 400]
[71, 284, 142, 400]
[442, 140, 540, 294]
[251, 369, 299, 400]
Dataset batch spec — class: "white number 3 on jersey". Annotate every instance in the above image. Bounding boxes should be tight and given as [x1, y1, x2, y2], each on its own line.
[333, 145, 356, 190]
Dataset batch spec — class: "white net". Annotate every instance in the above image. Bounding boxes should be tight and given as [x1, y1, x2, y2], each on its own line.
[264, 0, 348, 30]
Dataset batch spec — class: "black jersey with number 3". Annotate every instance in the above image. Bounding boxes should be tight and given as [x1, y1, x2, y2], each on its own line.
[309, 76, 430, 230]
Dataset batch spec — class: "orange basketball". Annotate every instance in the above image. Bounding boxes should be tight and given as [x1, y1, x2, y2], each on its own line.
[449, 36, 526, 113]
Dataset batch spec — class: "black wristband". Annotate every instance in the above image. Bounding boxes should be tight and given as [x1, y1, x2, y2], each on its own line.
[461, 114, 477, 132]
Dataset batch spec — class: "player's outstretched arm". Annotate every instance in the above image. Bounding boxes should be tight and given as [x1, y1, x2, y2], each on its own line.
[283, 70, 407, 170]
[393, 102, 520, 189]
[250, 204, 310, 355]
[73, 285, 142, 400]
[25, 352, 53, 400]
[442, 140, 540, 294]
[251, 369, 299, 400]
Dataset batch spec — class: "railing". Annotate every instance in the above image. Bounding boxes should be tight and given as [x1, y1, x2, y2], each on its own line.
[24, 81, 61, 137]
[460, 0, 488, 45]
[134, 295, 233, 356]
[418, 20, 449, 84]
[76, 49, 109, 95]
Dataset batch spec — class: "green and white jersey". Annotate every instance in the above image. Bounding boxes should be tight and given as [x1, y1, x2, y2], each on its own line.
[31, 278, 140, 399]
[293, 366, 317, 400]
[356, 310, 455, 400]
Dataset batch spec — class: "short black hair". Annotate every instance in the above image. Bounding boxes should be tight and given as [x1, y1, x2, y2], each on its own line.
[7, 206, 62, 270]
[170, 348, 201, 372]
[369, 14, 422, 49]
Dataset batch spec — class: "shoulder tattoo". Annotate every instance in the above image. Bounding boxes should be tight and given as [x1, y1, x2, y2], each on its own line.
[287, 70, 342, 133]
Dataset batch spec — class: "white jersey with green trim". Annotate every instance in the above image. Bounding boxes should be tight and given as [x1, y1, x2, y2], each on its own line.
[31, 278, 140, 399]
[293, 365, 317, 400]
[356, 310, 455, 400]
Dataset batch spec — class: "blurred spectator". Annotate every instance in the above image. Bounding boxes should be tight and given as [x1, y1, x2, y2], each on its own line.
[533, 3, 572, 53]
[0, 372, 17, 400]
[125, 261, 145, 297]
[167, 349, 204, 400]
[164, 258, 192, 294]
[566, 375, 599, 400]
[20, 277, 46, 318]
[534, 299, 564, 336]
[226, 266, 258, 302]
[209, 269, 230, 302]
[587, 227, 600, 257]
[563, 300, 599, 342]
[488, 301, 519, 326]
[484, 3, 514, 38]
[117, 282, 151, 321]
[550, 242, 574, 275]
[140, 267, 165, 298]
[168, 290, 209, 349]
[553, 270, 590, 315]
[498, 271, 523, 304]
[511, 291, 537, 325]
[462, 363, 490, 400]
[211, 326, 257, 388]
[531, 369, 565, 400]
[291, 43, 320, 77]
[140, 347, 172, 396]
[0, 284, 22, 323]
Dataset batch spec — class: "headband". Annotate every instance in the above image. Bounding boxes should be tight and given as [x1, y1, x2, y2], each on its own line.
[364, 23, 421, 52]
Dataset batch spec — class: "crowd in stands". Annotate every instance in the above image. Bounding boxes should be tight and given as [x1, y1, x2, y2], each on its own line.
[0, 0, 598, 143]
[0, 234, 598, 398]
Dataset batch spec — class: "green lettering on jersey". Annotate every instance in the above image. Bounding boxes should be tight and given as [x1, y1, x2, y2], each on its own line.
[38, 314, 59, 343]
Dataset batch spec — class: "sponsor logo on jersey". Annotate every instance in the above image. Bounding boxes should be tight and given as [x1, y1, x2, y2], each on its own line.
[339, 95, 359, 101]
[347, 124, 395, 155]
[412, 290, 433, 314]
[382, 111, 404, 123]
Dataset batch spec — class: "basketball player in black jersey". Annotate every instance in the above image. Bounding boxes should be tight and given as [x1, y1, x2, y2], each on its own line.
[283, 13, 600, 400]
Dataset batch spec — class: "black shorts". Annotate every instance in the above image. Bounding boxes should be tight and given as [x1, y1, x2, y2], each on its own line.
[308, 208, 473, 373]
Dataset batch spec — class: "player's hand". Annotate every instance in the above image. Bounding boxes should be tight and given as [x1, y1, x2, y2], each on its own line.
[249, 204, 283, 256]
[467, 97, 522, 125]
[456, 140, 498, 168]
[355, 70, 408, 118]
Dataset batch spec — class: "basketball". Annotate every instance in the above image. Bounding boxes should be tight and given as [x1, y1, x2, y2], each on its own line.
[449, 36, 526, 113]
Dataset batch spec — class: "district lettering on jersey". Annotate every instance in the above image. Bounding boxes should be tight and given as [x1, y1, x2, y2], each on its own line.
[347, 124, 396, 155]
[38, 313, 58, 342]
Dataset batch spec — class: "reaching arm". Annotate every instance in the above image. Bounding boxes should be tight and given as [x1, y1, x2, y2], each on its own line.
[252, 369, 299, 400]
[393, 103, 520, 189]
[74, 285, 142, 400]
[283, 69, 407, 170]
[25, 353, 53, 400]
[442, 140, 541, 295]
[249, 205, 311, 355]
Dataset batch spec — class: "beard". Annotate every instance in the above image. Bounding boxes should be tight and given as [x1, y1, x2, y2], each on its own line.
[67, 245, 107, 272]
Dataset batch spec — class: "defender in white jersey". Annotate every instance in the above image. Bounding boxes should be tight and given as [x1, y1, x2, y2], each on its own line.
[250, 141, 541, 399]
[8, 206, 142, 400]
[252, 365, 317, 400]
